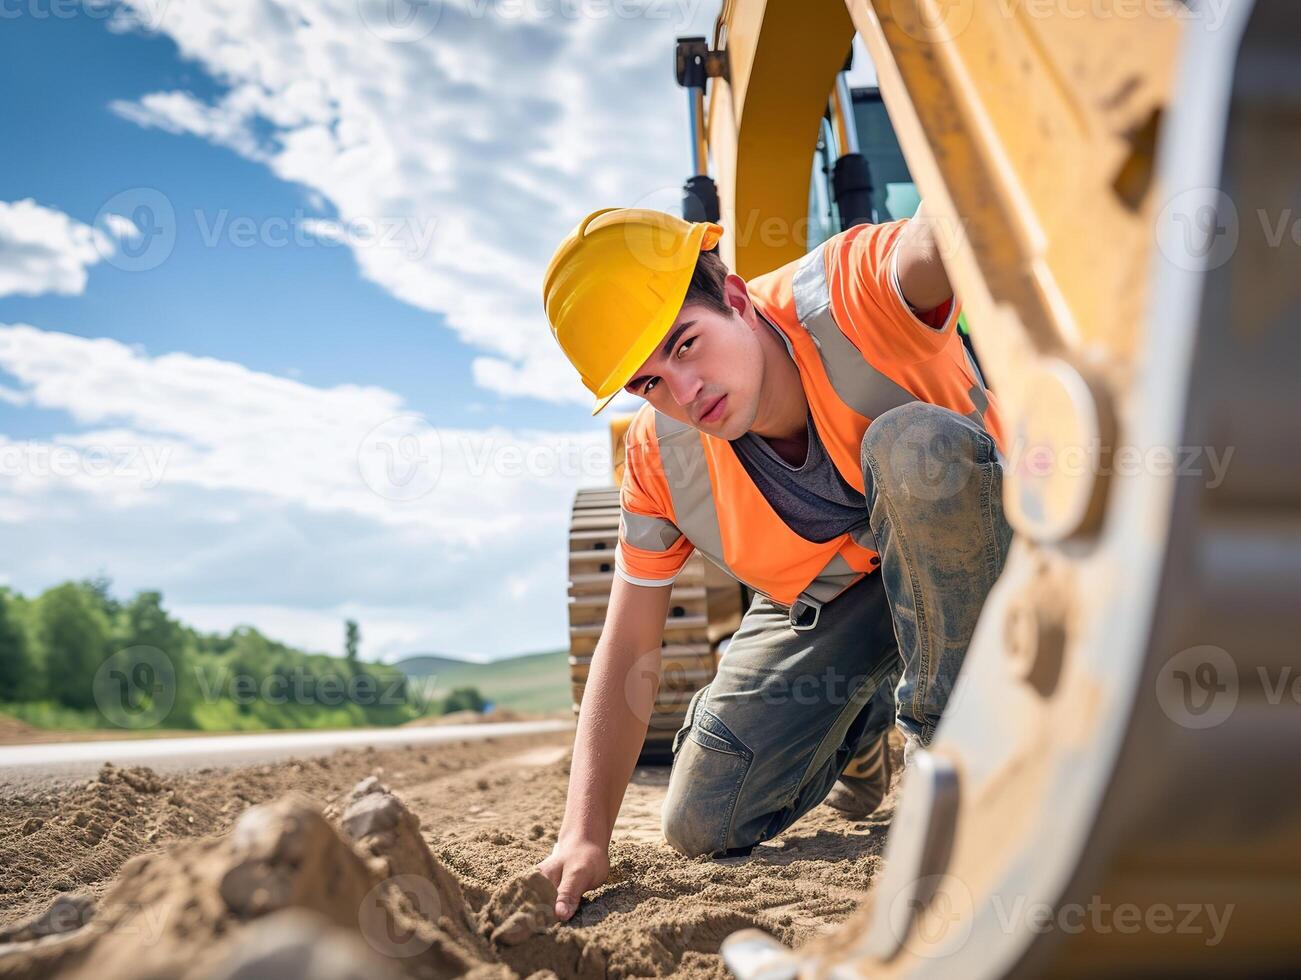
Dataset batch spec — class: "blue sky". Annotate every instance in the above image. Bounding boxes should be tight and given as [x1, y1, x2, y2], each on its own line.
[0, 4, 573, 433]
[0, 0, 714, 660]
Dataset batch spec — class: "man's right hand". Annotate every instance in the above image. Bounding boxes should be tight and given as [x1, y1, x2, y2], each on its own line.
[537, 836, 610, 921]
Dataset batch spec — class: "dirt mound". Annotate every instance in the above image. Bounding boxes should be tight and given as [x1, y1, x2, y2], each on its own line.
[0, 778, 773, 979]
[1, 783, 496, 977]
[0, 738, 543, 926]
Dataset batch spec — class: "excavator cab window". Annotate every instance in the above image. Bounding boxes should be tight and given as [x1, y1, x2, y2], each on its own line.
[851, 88, 917, 221]
[809, 84, 920, 233]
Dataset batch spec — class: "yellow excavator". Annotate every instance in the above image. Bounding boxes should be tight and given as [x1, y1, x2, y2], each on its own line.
[570, 0, 1300, 973]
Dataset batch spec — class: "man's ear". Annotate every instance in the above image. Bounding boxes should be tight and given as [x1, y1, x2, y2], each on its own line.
[723, 274, 750, 318]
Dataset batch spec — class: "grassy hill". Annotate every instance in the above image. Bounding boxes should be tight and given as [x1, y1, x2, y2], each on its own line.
[394, 649, 569, 714]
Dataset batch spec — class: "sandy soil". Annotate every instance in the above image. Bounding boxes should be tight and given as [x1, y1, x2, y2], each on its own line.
[0, 731, 894, 978]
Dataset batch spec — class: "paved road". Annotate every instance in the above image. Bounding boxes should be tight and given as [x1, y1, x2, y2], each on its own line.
[0, 720, 573, 789]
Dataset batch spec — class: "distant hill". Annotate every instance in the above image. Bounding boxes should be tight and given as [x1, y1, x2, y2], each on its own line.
[394, 649, 569, 714]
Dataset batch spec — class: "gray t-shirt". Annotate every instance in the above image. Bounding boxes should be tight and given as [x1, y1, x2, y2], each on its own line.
[730, 416, 871, 544]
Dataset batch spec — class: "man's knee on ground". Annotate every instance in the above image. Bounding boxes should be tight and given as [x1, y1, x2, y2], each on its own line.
[660, 795, 720, 858]
[661, 699, 757, 858]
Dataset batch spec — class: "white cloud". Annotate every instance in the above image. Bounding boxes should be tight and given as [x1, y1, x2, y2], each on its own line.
[111, 90, 270, 160]
[109, 0, 714, 403]
[0, 324, 611, 658]
[102, 213, 143, 241]
[0, 199, 110, 298]
[298, 217, 346, 245]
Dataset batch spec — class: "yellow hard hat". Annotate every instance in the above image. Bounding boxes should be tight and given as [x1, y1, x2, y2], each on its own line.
[543, 208, 724, 415]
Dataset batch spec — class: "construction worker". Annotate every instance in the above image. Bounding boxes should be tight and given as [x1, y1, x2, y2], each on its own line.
[536, 207, 1012, 922]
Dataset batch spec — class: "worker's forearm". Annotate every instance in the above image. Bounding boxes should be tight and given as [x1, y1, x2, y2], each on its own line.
[557, 641, 657, 848]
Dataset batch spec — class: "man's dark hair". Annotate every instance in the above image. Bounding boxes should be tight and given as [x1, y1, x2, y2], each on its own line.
[681, 248, 731, 317]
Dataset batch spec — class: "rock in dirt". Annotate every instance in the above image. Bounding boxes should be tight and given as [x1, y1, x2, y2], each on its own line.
[0, 892, 95, 944]
[339, 781, 486, 958]
[350, 775, 387, 799]
[205, 908, 405, 980]
[340, 790, 404, 839]
[219, 795, 376, 922]
[475, 871, 610, 980]
[480, 871, 558, 947]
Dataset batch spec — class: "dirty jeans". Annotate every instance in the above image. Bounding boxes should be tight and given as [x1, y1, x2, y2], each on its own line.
[660, 402, 1013, 858]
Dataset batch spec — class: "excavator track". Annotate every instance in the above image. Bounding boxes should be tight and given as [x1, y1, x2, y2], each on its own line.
[567, 487, 727, 763]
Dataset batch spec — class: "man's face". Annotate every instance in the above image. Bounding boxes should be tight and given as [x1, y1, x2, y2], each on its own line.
[623, 280, 764, 440]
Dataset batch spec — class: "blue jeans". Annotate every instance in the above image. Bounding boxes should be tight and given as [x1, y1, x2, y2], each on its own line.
[661, 403, 1013, 858]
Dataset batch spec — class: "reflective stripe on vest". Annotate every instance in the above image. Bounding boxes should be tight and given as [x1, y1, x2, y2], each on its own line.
[790, 242, 918, 421]
[620, 510, 683, 552]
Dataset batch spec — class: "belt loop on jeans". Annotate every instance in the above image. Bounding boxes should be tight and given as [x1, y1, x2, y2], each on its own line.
[789, 597, 822, 631]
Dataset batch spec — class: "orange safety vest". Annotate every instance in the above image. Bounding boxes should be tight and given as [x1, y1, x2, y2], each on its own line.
[616, 220, 1003, 629]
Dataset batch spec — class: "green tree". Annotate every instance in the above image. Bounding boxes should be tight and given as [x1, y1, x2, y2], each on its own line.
[122, 591, 184, 651]
[226, 627, 273, 718]
[344, 619, 360, 676]
[37, 583, 109, 709]
[82, 574, 121, 621]
[442, 686, 486, 714]
[117, 590, 195, 727]
[0, 590, 35, 701]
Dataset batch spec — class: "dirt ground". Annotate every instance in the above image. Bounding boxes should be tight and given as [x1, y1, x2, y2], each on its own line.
[0, 731, 894, 978]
